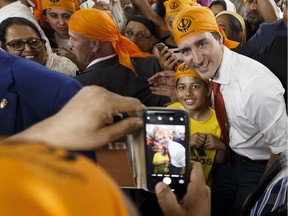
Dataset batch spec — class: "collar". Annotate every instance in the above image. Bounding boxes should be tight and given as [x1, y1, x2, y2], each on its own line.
[211, 46, 233, 86]
[86, 54, 117, 69]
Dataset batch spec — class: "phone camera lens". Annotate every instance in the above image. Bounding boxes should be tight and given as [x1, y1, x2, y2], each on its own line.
[169, 117, 173, 121]
[180, 117, 184, 121]
[157, 116, 162, 120]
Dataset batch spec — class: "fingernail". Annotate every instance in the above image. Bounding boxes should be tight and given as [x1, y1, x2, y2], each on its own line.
[136, 119, 143, 128]
[155, 182, 167, 194]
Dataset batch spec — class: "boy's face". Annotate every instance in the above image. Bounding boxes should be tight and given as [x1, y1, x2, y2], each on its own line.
[176, 76, 210, 114]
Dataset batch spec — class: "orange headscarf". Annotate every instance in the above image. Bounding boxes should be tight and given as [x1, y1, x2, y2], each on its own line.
[35, 0, 79, 23]
[68, 9, 149, 74]
[40, 0, 79, 13]
[175, 62, 209, 84]
[172, 6, 239, 49]
[164, 0, 197, 20]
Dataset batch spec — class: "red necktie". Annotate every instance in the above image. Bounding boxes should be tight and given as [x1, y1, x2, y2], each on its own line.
[212, 82, 232, 162]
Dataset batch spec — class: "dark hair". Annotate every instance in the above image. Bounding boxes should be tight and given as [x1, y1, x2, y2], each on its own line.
[227, 15, 243, 40]
[209, 0, 227, 10]
[155, 0, 166, 19]
[0, 17, 42, 47]
[127, 15, 157, 36]
[211, 32, 222, 41]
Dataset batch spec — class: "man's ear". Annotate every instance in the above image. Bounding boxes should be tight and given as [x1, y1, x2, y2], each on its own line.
[219, 34, 224, 44]
[91, 40, 100, 52]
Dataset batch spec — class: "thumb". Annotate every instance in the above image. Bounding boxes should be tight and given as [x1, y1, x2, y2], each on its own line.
[155, 182, 184, 216]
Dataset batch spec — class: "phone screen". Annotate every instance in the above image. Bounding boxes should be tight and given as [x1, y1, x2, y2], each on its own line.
[143, 109, 190, 196]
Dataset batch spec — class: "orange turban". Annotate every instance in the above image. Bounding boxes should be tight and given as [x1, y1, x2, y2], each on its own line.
[164, 0, 196, 20]
[68, 9, 149, 74]
[40, 0, 80, 13]
[172, 6, 239, 49]
[175, 62, 209, 84]
[0, 141, 129, 216]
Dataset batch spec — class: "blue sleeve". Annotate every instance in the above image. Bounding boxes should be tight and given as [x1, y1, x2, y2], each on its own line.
[237, 24, 265, 57]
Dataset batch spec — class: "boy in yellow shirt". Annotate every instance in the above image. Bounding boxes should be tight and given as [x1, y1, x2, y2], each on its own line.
[168, 62, 226, 185]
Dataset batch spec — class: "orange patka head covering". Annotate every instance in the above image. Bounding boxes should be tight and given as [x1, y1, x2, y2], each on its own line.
[164, 0, 197, 20]
[68, 9, 149, 74]
[40, 0, 80, 13]
[0, 141, 129, 216]
[175, 62, 209, 84]
[172, 6, 239, 49]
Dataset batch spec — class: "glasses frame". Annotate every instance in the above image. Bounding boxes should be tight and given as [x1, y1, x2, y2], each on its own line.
[5, 38, 45, 51]
[124, 30, 152, 42]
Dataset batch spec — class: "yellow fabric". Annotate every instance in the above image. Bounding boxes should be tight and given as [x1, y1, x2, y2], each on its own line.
[0, 141, 129, 216]
[175, 62, 209, 84]
[190, 107, 220, 186]
[153, 152, 170, 173]
[167, 103, 221, 186]
[167, 102, 184, 109]
[40, 0, 79, 13]
[68, 9, 149, 74]
[216, 10, 247, 45]
[172, 6, 239, 49]
[164, 0, 196, 20]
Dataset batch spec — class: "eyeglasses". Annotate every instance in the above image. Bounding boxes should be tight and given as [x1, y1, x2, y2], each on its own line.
[124, 31, 152, 41]
[6, 38, 44, 51]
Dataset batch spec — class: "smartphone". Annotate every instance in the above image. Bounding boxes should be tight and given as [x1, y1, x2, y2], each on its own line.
[143, 108, 190, 196]
[155, 43, 165, 52]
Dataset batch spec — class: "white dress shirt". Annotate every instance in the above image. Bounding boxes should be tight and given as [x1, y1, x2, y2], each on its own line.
[168, 141, 186, 167]
[212, 47, 287, 160]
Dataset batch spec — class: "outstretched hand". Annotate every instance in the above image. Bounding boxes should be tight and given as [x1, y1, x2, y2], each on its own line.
[148, 71, 177, 101]
[8, 86, 145, 150]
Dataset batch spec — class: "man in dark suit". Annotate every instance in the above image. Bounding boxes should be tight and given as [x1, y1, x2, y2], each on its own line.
[0, 50, 82, 136]
[68, 9, 170, 107]
[253, 36, 287, 106]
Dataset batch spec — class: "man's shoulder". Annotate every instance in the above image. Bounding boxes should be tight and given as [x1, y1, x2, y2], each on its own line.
[131, 55, 159, 64]
[258, 19, 285, 32]
[2, 52, 81, 88]
[131, 56, 161, 77]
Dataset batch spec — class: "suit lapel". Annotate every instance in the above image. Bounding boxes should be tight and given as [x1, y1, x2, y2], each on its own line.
[0, 51, 19, 135]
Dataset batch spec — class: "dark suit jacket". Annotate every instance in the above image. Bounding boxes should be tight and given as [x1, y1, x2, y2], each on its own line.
[0, 50, 82, 136]
[253, 36, 287, 106]
[238, 19, 287, 57]
[76, 55, 170, 106]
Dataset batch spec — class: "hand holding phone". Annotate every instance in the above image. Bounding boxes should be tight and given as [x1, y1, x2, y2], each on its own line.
[155, 43, 166, 53]
[143, 108, 190, 197]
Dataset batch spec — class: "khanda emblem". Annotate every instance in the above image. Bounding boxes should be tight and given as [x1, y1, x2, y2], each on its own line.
[170, 1, 180, 10]
[177, 18, 192, 33]
[179, 63, 190, 72]
[49, 0, 60, 4]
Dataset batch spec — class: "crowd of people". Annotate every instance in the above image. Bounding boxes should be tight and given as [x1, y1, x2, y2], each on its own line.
[0, 0, 287, 215]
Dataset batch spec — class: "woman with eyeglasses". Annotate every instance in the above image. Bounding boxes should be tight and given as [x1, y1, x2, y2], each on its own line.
[124, 15, 158, 53]
[0, 17, 78, 77]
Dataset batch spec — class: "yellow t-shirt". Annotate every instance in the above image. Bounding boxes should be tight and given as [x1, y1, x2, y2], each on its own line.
[167, 102, 221, 185]
[153, 152, 170, 173]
